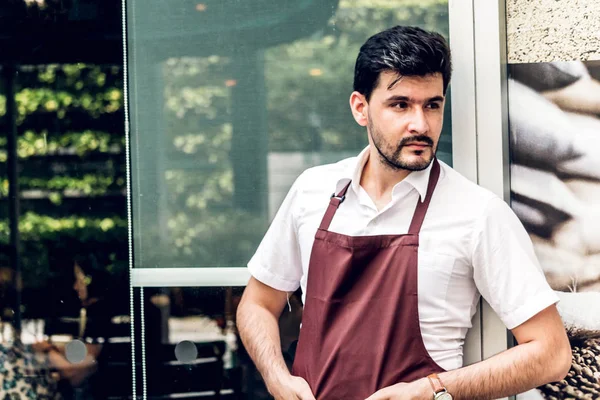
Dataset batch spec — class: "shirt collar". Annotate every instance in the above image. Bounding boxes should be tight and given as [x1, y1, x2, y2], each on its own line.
[335, 145, 435, 202]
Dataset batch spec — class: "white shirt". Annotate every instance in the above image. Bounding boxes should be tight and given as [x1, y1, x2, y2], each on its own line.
[248, 147, 558, 371]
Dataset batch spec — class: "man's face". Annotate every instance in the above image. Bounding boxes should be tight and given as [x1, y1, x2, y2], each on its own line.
[362, 71, 445, 171]
[73, 264, 88, 301]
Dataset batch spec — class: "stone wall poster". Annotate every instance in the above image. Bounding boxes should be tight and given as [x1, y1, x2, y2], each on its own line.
[508, 61, 600, 399]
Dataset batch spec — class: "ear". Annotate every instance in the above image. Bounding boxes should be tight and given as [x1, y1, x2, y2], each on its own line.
[349, 91, 368, 127]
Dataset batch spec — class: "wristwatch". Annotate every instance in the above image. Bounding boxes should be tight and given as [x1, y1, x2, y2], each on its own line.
[427, 373, 453, 400]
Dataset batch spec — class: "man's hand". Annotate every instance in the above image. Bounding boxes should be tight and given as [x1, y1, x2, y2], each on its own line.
[32, 340, 59, 354]
[267, 374, 316, 400]
[238, 277, 313, 399]
[365, 379, 431, 400]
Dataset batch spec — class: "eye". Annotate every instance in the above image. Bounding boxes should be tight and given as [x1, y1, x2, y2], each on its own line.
[426, 102, 441, 110]
[392, 102, 408, 109]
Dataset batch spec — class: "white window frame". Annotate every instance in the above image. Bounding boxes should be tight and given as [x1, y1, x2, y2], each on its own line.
[132, 267, 251, 287]
[469, 1, 512, 399]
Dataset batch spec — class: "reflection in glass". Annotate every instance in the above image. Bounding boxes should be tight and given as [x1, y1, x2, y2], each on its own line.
[139, 286, 302, 399]
[1, 2, 127, 398]
[129, 1, 451, 270]
[0, 59, 128, 399]
[65, 339, 87, 364]
[174, 340, 198, 363]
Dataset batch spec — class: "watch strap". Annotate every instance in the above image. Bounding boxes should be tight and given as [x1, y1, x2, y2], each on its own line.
[427, 373, 446, 394]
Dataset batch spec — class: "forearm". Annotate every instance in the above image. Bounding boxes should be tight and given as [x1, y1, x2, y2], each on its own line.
[437, 340, 569, 400]
[237, 302, 290, 387]
[47, 350, 97, 387]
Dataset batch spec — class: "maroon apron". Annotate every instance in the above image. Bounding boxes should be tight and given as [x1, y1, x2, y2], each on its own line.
[291, 159, 445, 399]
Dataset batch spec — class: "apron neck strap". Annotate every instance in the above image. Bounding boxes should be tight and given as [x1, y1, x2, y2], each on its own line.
[319, 181, 351, 231]
[408, 158, 440, 235]
[318, 159, 440, 233]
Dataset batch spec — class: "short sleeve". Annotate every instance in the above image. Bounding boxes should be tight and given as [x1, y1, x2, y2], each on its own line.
[471, 197, 559, 330]
[247, 174, 304, 292]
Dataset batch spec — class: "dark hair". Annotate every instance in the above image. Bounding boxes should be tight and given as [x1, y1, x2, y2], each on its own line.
[73, 253, 109, 300]
[353, 26, 452, 100]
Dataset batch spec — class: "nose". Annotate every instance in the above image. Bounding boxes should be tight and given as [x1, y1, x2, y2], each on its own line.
[407, 108, 429, 134]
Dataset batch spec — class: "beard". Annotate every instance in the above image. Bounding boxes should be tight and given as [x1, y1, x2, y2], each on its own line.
[368, 118, 436, 171]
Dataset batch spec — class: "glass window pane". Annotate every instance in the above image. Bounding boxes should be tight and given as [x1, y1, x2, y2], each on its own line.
[0, 4, 127, 399]
[128, 2, 451, 269]
[0, 62, 129, 399]
[138, 286, 301, 399]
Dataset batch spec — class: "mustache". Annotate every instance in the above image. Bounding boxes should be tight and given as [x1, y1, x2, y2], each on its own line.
[398, 135, 434, 147]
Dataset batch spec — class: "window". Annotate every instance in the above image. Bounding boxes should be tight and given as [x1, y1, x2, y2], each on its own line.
[128, 1, 452, 279]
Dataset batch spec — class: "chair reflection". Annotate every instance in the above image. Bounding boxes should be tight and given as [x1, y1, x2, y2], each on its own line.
[99, 339, 234, 400]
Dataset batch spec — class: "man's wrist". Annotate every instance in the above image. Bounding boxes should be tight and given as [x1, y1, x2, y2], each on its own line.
[414, 377, 436, 399]
[264, 367, 292, 389]
[43, 343, 60, 354]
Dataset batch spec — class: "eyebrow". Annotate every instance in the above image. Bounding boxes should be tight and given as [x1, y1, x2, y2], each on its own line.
[385, 95, 445, 103]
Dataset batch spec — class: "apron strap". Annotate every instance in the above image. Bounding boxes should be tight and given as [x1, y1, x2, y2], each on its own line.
[408, 158, 441, 235]
[318, 159, 440, 233]
[319, 181, 352, 231]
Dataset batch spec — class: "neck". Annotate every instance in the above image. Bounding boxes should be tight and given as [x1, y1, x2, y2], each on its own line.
[360, 147, 412, 204]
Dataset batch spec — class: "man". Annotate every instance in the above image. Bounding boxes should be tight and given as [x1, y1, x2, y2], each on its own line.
[237, 26, 572, 400]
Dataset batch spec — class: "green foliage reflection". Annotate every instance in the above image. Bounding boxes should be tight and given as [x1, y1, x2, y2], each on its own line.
[154, 2, 449, 266]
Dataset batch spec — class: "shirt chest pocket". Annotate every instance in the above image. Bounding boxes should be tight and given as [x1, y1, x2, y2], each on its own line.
[418, 250, 456, 320]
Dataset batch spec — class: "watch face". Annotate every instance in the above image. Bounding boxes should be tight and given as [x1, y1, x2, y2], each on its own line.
[435, 392, 453, 400]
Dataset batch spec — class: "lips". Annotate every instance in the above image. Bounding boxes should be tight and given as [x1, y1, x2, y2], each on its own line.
[399, 135, 434, 149]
